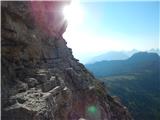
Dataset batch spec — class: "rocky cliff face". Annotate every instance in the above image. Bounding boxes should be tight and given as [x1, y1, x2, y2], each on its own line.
[1, 1, 133, 120]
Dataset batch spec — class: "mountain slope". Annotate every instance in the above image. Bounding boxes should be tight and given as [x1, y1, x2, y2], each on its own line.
[87, 50, 139, 64]
[102, 72, 160, 120]
[1, 1, 132, 120]
[85, 52, 160, 120]
[85, 52, 160, 77]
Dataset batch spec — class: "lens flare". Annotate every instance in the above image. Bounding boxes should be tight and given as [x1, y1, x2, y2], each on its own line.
[87, 106, 97, 114]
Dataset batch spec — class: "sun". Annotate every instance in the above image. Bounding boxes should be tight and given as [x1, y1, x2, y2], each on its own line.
[63, 0, 84, 27]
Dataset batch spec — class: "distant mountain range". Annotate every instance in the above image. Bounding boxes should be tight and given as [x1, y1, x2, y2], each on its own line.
[85, 52, 160, 120]
[85, 52, 160, 77]
[86, 49, 160, 64]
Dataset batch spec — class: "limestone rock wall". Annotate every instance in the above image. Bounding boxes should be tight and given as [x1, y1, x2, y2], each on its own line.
[1, 1, 133, 120]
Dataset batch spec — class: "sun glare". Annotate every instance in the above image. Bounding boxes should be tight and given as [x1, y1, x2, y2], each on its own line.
[63, 0, 84, 27]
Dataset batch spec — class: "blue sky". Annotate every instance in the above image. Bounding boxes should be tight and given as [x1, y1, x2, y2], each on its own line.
[63, 1, 159, 63]
[82, 1, 159, 38]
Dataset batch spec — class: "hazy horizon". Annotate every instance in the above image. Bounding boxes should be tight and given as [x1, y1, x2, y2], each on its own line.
[77, 48, 160, 63]
[63, 1, 159, 63]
